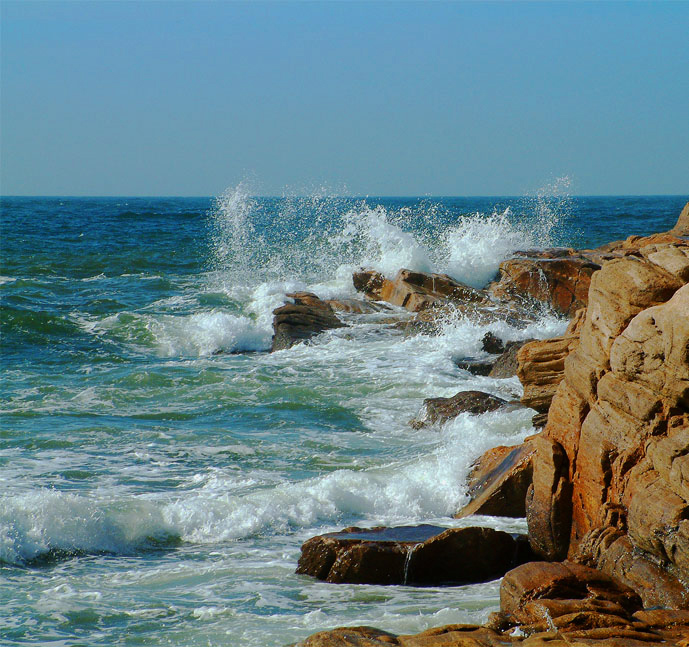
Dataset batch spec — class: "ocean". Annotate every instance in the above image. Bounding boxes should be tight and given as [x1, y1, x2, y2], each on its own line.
[1, 191, 686, 646]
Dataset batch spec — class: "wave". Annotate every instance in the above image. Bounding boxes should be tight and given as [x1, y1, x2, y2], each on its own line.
[0, 408, 534, 565]
[207, 185, 568, 298]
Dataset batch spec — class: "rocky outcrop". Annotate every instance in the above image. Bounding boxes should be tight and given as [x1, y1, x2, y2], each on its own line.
[530, 241, 689, 603]
[488, 250, 600, 316]
[488, 339, 535, 378]
[271, 292, 346, 351]
[297, 525, 532, 586]
[410, 391, 508, 429]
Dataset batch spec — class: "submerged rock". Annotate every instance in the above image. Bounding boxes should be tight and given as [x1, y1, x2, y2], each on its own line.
[410, 390, 508, 429]
[270, 292, 346, 351]
[296, 525, 531, 586]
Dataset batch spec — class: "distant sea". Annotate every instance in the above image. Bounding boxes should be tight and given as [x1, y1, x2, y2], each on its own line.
[1, 193, 686, 646]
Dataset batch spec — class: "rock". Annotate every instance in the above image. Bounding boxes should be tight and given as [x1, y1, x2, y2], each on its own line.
[526, 436, 572, 561]
[482, 332, 505, 354]
[499, 561, 642, 623]
[326, 298, 390, 314]
[410, 391, 507, 429]
[271, 292, 346, 351]
[669, 201, 689, 237]
[455, 359, 494, 376]
[353, 268, 488, 313]
[517, 335, 580, 414]
[488, 339, 535, 378]
[488, 253, 600, 316]
[456, 440, 536, 518]
[300, 626, 400, 647]
[296, 525, 530, 586]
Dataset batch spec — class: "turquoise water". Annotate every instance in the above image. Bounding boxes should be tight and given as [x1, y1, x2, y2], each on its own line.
[1, 191, 686, 645]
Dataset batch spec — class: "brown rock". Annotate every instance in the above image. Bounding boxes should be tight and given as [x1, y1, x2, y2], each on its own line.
[353, 268, 487, 313]
[296, 525, 530, 586]
[526, 437, 572, 561]
[488, 253, 600, 316]
[500, 561, 642, 622]
[301, 626, 401, 647]
[271, 292, 346, 351]
[518, 336, 580, 414]
[488, 340, 536, 379]
[669, 201, 689, 237]
[410, 391, 508, 429]
[456, 441, 536, 518]
[326, 298, 391, 314]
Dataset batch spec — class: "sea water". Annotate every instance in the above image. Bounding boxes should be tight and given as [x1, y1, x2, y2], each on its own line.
[0, 191, 685, 646]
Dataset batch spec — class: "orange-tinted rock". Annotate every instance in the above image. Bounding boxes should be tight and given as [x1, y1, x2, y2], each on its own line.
[670, 201, 689, 236]
[500, 561, 642, 622]
[488, 253, 600, 316]
[353, 268, 487, 313]
[271, 292, 346, 351]
[456, 441, 536, 518]
[517, 336, 580, 414]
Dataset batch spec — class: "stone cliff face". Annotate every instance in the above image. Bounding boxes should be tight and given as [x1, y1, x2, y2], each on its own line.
[529, 238, 689, 607]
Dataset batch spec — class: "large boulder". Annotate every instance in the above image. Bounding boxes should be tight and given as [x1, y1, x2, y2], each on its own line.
[271, 292, 346, 351]
[488, 250, 600, 316]
[296, 525, 531, 586]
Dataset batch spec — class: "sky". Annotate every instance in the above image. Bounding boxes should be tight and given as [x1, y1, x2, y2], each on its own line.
[1, 1, 688, 197]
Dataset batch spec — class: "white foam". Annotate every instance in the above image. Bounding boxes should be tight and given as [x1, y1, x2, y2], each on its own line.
[0, 491, 176, 564]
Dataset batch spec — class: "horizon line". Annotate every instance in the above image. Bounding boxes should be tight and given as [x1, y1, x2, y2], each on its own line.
[2, 193, 688, 200]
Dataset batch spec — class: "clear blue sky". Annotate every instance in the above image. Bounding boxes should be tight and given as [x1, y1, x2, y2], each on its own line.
[2, 1, 688, 196]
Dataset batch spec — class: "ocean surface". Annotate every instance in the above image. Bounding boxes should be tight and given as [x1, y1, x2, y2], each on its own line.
[1, 191, 686, 646]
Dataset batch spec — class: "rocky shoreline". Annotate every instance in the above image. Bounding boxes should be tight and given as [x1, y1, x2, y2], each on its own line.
[278, 202, 689, 646]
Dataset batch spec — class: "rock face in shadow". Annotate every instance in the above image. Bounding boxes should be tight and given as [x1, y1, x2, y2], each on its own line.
[296, 525, 532, 586]
[488, 339, 535, 378]
[271, 292, 346, 351]
[409, 391, 508, 429]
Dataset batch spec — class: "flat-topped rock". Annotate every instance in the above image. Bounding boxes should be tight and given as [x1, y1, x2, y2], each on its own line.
[296, 525, 531, 586]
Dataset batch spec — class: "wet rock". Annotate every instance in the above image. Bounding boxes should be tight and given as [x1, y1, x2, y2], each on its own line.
[353, 268, 488, 313]
[455, 359, 495, 376]
[326, 298, 391, 314]
[500, 561, 643, 623]
[488, 252, 600, 316]
[456, 440, 536, 518]
[488, 339, 535, 379]
[296, 525, 530, 586]
[482, 332, 505, 354]
[271, 292, 346, 351]
[410, 391, 507, 429]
